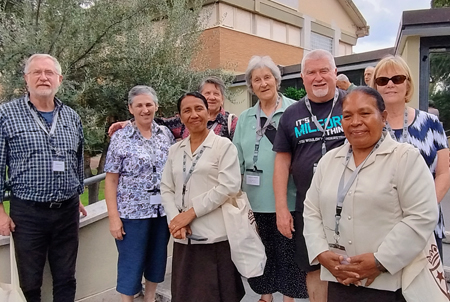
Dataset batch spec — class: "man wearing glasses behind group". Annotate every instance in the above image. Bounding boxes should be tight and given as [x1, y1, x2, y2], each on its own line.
[0, 54, 86, 302]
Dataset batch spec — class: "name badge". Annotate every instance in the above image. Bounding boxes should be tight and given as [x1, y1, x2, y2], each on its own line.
[52, 161, 65, 172]
[150, 194, 162, 205]
[313, 163, 318, 174]
[245, 174, 260, 186]
[329, 243, 349, 264]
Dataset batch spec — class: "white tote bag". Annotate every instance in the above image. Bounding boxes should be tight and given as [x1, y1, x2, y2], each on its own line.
[0, 238, 26, 302]
[222, 191, 267, 278]
[402, 234, 450, 302]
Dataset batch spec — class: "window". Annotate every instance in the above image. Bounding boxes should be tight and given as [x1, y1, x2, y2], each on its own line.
[311, 32, 333, 53]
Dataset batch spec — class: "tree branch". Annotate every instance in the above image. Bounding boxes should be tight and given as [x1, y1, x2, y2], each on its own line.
[68, 8, 144, 71]
[34, 0, 41, 29]
[48, 7, 67, 54]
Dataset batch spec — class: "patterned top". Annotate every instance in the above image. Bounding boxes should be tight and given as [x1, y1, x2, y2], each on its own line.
[105, 122, 175, 219]
[0, 95, 84, 203]
[392, 109, 448, 237]
[157, 107, 238, 141]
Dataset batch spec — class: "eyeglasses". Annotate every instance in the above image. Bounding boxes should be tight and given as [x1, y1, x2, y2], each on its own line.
[27, 69, 58, 78]
[375, 75, 407, 86]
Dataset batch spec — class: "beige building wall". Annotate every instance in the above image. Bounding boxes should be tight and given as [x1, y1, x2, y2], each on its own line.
[398, 36, 421, 108]
[298, 0, 357, 35]
[226, 85, 252, 116]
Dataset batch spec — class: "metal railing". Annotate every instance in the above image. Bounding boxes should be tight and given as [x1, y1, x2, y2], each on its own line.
[2, 173, 107, 202]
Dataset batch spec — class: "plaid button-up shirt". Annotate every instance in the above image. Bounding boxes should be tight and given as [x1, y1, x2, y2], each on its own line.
[0, 95, 84, 203]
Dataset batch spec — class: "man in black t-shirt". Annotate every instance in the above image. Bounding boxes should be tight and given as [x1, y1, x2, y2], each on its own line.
[273, 49, 346, 301]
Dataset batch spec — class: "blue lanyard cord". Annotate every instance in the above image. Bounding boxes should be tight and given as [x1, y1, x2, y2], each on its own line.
[253, 96, 280, 169]
[304, 89, 339, 157]
[334, 134, 385, 244]
[181, 146, 207, 210]
[385, 108, 408, 143]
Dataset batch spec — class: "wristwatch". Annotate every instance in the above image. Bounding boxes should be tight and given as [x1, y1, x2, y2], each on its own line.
[374, 255, 388, 273]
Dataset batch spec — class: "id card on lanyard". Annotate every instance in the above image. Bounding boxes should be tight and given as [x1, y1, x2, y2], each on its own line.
[304, 89, 339, 174]
[331, 134, 385, 260]
[246, 97, 280, 186]
[26, 97, 64, 172]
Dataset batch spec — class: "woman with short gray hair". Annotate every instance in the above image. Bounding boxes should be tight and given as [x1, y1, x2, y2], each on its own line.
[108, 76, 238, 140]
[104, 85, 175, 302]
[233, 55, 308, 302]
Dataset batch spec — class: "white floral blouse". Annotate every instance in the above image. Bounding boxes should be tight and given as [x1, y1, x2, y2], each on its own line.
[105, 121, 175, 219]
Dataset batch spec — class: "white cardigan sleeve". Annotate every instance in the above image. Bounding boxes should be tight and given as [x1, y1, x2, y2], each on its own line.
[191, 139, 241, 218]
[374, 146, 439, 274]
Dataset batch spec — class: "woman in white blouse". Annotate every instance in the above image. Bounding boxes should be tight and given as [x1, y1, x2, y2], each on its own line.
[161, 92, 245, 302]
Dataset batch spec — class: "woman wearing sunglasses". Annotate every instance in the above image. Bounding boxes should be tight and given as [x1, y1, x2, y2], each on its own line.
[370, 55, 450, 258]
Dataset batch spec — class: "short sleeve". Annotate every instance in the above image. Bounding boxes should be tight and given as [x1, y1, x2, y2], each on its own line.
[104, 132, 123, 174]
[273, 110, 293, 153]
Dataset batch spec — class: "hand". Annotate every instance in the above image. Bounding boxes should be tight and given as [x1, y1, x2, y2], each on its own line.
[109, 216, 125, 240]
[169, 208, 196, 235]
[317, 251, 360, 285]
[108, 121, 128, 137]
[276, 207, 294, 239]
[0, 211, 15, 236]
[79, 201, 87, 217]
[335, 253, 382, 286]
[172, 226, 192, 240]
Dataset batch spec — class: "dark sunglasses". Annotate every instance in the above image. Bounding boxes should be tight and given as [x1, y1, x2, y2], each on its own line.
[375, 75, 407, 86]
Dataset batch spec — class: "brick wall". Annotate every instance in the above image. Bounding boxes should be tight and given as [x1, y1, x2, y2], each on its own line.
[196, 27, 304, 73]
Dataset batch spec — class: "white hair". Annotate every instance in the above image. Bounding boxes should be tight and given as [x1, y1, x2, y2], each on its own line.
[128, 85, 159, 106]
[336, 74, 349, 82]
[301, 49, 336, 74]
[24, 54, 62, 75]
[244, 55, 281, 94]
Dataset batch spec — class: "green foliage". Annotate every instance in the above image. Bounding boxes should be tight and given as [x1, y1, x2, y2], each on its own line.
[283, 86, 306, 100]
[431, 0, 450, 8]
[0, 0, 233, 157]
[429, 52, 450, 131]
[432, 90, 450, 131]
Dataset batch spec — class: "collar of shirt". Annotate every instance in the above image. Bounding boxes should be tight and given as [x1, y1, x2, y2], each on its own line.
[335, 132, 397, 171]
[125, 120, 163, 139]
[179, 130, 216, 154]
[26, 94, 63, 112]
[210, 107, 227, 125]
[248, 93, 289, 117]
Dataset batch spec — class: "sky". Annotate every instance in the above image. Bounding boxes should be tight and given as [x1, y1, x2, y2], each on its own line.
[352, 0, 432, 53]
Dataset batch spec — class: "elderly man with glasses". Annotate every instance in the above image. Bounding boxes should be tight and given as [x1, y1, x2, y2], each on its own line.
[0, 54, 86, 302]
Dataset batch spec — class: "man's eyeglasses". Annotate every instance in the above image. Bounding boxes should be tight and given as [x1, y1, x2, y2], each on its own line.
[27, 70, 58, 78]
[375, 75, 407, 86]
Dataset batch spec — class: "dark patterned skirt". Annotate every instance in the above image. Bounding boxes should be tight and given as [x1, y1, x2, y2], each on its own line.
[171, 240, 245, 302]
[248, 212, 308, 298]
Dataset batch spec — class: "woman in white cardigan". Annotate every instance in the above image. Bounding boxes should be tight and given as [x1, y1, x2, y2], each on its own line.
[303, 87, 440, 301]
[161, 92, 245, 302]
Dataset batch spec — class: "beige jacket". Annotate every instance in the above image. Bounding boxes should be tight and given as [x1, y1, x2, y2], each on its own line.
[161, 131, 240, 244]
[303, 134, 439, 291]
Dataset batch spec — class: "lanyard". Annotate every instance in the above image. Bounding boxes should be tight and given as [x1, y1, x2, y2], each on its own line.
[252, 96, 280, 169]
[304, 89, 339, 156]
[134, 122, 160, 192]
[385, 108, 408, 143]
[334, 134, 385, 244]
[181, 145, 207, 210]
[208, 121, 219, 132]
[26, 96, 59, 137]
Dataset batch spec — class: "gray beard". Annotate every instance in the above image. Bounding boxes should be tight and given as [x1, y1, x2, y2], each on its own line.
[312, 87, 329, 98]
